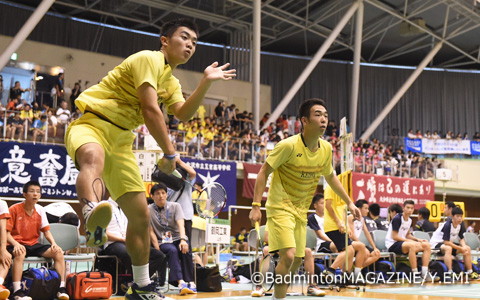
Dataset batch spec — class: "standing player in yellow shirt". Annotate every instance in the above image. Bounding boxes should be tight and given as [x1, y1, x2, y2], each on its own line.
[65, 18, 235, 300]
[249, 98, 361, 300]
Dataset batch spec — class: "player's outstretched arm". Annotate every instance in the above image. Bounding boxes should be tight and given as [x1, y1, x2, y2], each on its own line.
[138, 82, 176, 174]
[171, 62, 236, 121]
[324, 171, 361, 220]
[249, 163, 273, 226]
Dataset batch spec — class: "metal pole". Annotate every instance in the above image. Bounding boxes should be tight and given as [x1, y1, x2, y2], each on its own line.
[350, 1, 364, 139]
[0, 0, 55, 71]
[261, 0, 360, 130]
[359, 42, 443, 141]
[252, 0, 261, 133]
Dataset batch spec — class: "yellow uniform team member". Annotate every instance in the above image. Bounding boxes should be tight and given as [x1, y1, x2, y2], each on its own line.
[250, 98, 360, 300]
[65, 18, 235, 300]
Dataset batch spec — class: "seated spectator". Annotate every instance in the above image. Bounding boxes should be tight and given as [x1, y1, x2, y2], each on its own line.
[20, 104, 33, 128]
[0, 200, 12, 300]
[430, 207, 478, 279]
[414, 207, 436, 232]
[473, 132, 480, 141]
[149, 183, 196, 294]
[7, 180, 69, 300]
[415, 130, 423, 139]
[365, 203, 388, 231]
[467, 221, 476, 233]
[47, 108, 58, 137]
[6, 112, 24, 140]
[407, 129, 416, 139]
[30, 115, 48, 143]
[233, 227, 249, 251]
[100, 198, 166, 279]
[432, 131, 441, 139]
[56, 100, 71, 125]
[6, 97, 19, 111]
[307, 194, 338, 254]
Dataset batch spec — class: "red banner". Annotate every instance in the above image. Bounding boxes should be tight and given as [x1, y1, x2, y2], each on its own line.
[242, 163, 268, 200]
[352, 172, 434, 210]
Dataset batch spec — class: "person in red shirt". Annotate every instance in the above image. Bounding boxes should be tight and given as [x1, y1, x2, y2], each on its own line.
[7, 181, 69, 300]
[0, 200, 12, 300]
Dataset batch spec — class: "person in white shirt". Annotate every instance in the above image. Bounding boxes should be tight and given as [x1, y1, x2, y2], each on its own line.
[385, 200, 434, 278]
[430, 207, 479, 279]
[56, 100, 71, 125]
[100, 199, 166, 279]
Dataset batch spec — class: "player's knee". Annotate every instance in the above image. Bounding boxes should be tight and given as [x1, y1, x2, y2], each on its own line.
[304, 248, 312, 257]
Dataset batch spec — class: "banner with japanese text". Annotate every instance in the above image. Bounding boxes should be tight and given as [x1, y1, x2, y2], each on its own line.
[471, 141, 480, 156]
[351, 172, 434, 210]
[182, 158, 236, 210]
[404, 138, 473, 155]
[0, 142, 78, 198]
[242, 163, 269, 200]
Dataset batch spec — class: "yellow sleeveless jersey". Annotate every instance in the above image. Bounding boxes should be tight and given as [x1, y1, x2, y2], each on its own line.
[323, 170, 353, 232]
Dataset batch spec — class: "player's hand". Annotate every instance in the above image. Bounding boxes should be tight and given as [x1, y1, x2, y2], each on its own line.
[0, 249, 11, 266]
[338, 224, 346, 234]
[50, 243, 62, 254]
[204, 62, 236, 82]
[157, 157, 176, 174]
[348, 202, 362, 220]
[249, 206, 262, 227]
[13, 244, 26, 256]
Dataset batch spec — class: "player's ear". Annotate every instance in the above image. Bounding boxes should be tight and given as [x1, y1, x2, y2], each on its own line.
[160, 35, 168, 47]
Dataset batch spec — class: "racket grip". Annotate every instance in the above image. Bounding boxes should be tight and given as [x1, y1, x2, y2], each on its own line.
[255, 222, 260, 233]
[172, 169, 182, 178]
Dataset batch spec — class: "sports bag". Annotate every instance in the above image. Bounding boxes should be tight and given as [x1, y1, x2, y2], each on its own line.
[196, 265, 222, 292]
[22, 267, 60, 300]
[66, 271, 112, 300]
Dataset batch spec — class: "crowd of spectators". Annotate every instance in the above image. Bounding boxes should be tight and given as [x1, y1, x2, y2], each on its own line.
[406, 129, 480, 141]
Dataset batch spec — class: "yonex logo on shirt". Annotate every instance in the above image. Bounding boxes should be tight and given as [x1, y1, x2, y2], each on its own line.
[297, 153, 302, 157]
[300, 171, 315, 178]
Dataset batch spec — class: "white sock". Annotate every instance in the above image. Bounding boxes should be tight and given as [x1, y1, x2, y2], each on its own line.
[133, 264, 151, 287]
[412, 268, 418, 273]
[0, 277, 4, 285]
[467, 269, 473, 274]
[422, 266, 428, 275]
[272, 296, 286, 300]
[189, 282, 196, 288]
[60, 281, 65, 288]
[448, 269, 453, 272]
[13, 281, 21, 292]
[354, 267, 362, 276]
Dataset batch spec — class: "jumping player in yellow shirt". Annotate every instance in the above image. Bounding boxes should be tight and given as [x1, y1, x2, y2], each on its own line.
[65, 18, 235, 300]
[249, 98, 361, 300]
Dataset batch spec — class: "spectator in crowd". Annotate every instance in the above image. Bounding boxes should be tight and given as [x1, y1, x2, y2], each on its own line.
[385, 200, 436, 280]
[6, 112, 24, 140]
[443, 201, 456, 219]
[44, 202, 78, 224]
[20, 104, 33, 128]
[233, 227, 249, 251]
[149, 183, 196, 294]
[429, 207, 479, 279]
[31, 115, 48, 143]
[0, 200, 12, 300]
[467, 221, 476, 233]
[407, 129, 416, 139]
[415, 130, 423, 139]
[7, 180, 69, 300]
[432, 131, 441, 139]
[5, 97, 20, 111]
[70, 82, 82, 111]
[55, 73, 65, 101]
[473, 132, 480, 141]
[56, 100, 71, 125]
[47, 108, 58, 138]
[307, 194, 338, 254]
[214, 101, 224, 124]
[9, 81, 30, 101]
[364, 203, 388, 231]
[100, 198, 166, 279]
[414, 207, 436, 232]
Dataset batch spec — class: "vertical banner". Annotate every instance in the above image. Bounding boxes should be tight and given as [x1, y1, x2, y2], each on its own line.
[182, 158, 236, 210]
[242, 162, 269, 200]
[0, 142, 78, 198]
[351, 172, 434, 209]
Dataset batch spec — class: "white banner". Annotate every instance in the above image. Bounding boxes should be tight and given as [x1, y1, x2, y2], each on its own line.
[421, 139, 471, 155]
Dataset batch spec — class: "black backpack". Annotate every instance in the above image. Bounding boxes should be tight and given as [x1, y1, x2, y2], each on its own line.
[22, 267, 60, 300]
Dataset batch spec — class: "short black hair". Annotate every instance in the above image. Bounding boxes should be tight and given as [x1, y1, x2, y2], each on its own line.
[23, 180, 41, 193]
[355, 199, 368, 209]
[161, 18, 199, 38]
[369, 203, 380, 216]
[298, 98, 327, 120]
[59, 212, 79, 227]
[418, 207, 430, 219]
[150, 183, 168, 195]
[452, 206, 463, 216]
[311, 193, 324, 205]
[388, 203, 403, 214]
[404, 199, 415, 207]
[445, 201, 456, 209]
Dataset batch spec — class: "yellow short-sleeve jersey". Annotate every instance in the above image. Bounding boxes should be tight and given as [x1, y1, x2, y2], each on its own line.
[75, 50, 185, 130]
[265, 134, 333, 221]
[323, 171, 353, 232]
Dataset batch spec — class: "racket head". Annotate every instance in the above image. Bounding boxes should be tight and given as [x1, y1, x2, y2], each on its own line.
[195, 182, 227, 218]
[259, 254, 275, 291]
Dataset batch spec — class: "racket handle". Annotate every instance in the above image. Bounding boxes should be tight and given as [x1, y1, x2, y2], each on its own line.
[255, 222, 260, 233]
[172, 169, 182, 178]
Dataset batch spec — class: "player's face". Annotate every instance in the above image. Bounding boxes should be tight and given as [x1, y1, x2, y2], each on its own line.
[23, 185, 41, 204]
[305, 105, 328, 134]
[152, 189, 167, 207]
[452, 213, 463, 224]
[162, 26, 197, 65]
[315, 198, 325, 214]
[361, 204, 369, 217]
[403, 204, 414, 216]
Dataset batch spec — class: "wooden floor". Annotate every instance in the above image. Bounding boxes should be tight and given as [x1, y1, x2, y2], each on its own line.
[109, 282, 480, 299]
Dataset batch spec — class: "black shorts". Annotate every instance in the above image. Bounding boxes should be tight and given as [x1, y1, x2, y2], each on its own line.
[388, 241, 405, 255]
[7, 243, 51, 257]
[317, 241, 332, 253]
[435, 242, 458, 256]
[326, 230, 352, 252]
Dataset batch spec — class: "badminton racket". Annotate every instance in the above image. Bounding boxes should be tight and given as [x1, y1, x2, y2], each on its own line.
[194, 182, 227, 218]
